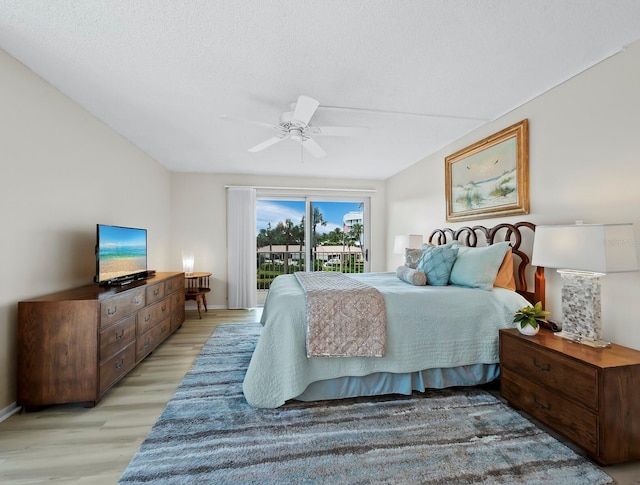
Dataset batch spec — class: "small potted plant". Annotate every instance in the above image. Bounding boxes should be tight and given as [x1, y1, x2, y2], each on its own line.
[513, 302, 550, 336]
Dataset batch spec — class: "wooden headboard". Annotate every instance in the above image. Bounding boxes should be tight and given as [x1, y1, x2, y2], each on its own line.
[427, 221, 545, 307]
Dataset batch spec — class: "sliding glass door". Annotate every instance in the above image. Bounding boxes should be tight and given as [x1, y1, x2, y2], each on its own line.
[256, 198, 306, 283]
[256, 196, 370, 290]
[307, 198, 370, 273]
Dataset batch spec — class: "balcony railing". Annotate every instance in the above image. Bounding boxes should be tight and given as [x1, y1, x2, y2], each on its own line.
[257, 248, 364, 291]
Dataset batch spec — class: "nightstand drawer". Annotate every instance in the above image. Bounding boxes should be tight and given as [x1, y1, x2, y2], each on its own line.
[501, 369, 598, 455]
[501, 334, 598, 410]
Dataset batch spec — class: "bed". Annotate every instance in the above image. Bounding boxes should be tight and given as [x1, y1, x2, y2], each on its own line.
[243, 222, 545, 408]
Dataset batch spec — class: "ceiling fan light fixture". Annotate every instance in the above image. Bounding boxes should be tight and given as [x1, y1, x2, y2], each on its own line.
[290, 127, 304, 142]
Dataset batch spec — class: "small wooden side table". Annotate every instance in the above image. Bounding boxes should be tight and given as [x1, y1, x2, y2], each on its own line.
[500, 327, 640, 465]
[184, 272, 211, 319]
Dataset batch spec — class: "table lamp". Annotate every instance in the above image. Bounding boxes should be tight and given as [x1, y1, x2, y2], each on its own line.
[182, 250, 195, 276]
[393, 234, 424, 254]
[532, 222, 638, 347]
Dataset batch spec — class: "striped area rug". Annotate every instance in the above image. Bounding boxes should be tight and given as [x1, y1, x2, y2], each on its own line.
[119, 323, 613, 485]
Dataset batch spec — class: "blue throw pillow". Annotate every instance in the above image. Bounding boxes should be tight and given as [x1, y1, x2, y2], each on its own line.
[416, 246, 459, 286]
[449, 242, 511, 290]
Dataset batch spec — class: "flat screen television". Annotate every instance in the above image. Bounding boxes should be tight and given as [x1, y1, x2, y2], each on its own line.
[95, 224, 148, 286]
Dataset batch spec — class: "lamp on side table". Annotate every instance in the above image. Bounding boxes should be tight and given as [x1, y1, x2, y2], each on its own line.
[532, 222, 638, 347]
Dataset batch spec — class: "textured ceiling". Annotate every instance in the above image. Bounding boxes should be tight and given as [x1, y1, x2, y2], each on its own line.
[2, 1, 640, 180]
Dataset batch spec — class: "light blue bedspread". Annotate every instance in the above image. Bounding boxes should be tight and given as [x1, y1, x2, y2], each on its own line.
[243, 272, 530, 408]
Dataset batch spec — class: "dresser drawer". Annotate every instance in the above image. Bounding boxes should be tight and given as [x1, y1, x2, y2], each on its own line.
[99, 343, 136, 394]
[146, 281, 166, 305]
[136, 317, 171, 361]
[164, 274, 184, 294]
[501, 369, 598, 455]
[501, 334, 598, 410]
[171, 305, 185, 332]
[170, 289, 185, 312]
[137, 298, 170, 335]
[99, 314, 136, 361]
[100, 288, 146, 328]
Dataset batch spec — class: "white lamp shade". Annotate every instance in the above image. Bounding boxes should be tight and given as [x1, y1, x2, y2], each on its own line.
[182, 250, 195, 275]
[532, 223, 638, 274]
[393, 234, 424, 254]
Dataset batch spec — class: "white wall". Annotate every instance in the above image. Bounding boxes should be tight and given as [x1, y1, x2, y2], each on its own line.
[386, 40, 640, 349]
[170, 172, 386, 308]
[0, 50, 173, 412]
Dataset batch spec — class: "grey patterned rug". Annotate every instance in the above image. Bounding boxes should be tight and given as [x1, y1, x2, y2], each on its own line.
[119, 323, 613, 485]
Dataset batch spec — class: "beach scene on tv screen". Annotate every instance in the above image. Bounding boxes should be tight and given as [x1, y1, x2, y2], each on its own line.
[99, 226, 146, 280]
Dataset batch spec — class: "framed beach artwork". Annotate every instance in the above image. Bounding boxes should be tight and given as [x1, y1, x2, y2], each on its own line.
[445, 119, 529, 222]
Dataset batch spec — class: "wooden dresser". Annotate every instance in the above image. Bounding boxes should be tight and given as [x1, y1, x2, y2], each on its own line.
[18, 272, 185, 410]
[500, 328, 640, 465]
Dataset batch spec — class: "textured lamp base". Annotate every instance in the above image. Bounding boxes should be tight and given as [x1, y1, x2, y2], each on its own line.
[554, 330, 611, 348]
[557, 269, 610, 348]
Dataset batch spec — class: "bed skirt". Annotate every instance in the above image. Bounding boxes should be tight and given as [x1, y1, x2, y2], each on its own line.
[294, 364, 500, 402]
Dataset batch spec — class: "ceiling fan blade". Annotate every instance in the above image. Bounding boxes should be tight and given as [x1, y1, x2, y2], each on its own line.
[301, 137, 327, 158]
[220, 115, 281, 131]
[291, 95, 320, 126]
[307, 126, 369, 137]
[248, 135, 288, 153]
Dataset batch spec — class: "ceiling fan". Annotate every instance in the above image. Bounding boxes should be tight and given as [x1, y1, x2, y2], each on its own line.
[221, 95, 368, 158]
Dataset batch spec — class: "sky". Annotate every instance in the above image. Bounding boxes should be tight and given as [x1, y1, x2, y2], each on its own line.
[256, 200, 363, 235]
[99, 224, 146, 247]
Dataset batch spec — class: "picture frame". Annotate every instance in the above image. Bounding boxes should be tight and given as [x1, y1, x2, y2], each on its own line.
[445, 119, 529, 222]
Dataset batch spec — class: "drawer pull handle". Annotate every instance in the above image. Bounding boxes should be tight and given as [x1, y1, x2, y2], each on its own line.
[115, 358, 124, 369]
[153, 288, 160, 296]
[161, 304, 167, 313]
[115, 329, 124, 340]
[134, 296, 143, 305]
[143, 338, 151, 348]
[144, 314, 151, 323]
[533, 396, 551, 411]
[533, 357, 551, 372]
[106, 306, 117, 316]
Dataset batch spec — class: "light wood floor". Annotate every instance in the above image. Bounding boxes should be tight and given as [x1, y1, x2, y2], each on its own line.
[0, 308, 261, 485]
[1, 308, 639, 484]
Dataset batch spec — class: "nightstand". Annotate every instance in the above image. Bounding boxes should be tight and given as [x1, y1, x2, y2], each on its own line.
[499, 327, 640, 465]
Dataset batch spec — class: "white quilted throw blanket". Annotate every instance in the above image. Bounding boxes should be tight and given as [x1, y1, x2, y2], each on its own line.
[294, 272, 386, 358]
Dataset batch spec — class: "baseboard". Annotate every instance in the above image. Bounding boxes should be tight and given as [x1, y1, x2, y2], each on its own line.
[184, 303, 226, 310]
[0, 402, 21, 423]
